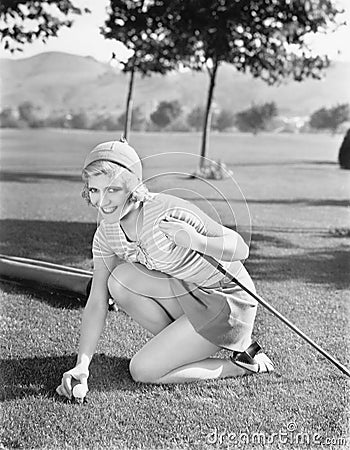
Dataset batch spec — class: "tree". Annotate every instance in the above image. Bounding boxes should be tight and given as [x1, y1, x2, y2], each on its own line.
[187, 106, 205, 131]
[0, 107, 20, 128]
[150, 100, 182, 129]
[309, 107, 329, 130]
[328, 104, 350, 132]
[0, 1, 88, 53]
[90, 113, 119, 131]
[69, 111, 90, 129]
[236, 102, 278, 134]
[117, 106, 146, 131]
[101, 1, 184, 139]
[18, 101, 38, 126]
[161, 0, 344, 169]
[214, 109, 235, 132]
[310, 103, 349, 133]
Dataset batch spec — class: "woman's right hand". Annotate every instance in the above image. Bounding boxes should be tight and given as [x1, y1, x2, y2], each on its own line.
[56, 365, 89, 400]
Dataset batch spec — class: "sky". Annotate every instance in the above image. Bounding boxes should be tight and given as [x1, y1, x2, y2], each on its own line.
[1, 0, 350, 63]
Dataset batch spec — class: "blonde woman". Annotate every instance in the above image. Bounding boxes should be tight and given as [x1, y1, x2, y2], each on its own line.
[56, 139, 273, 400]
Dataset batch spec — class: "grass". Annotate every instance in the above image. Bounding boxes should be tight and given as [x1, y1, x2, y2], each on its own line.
[1, 129, 349, 449]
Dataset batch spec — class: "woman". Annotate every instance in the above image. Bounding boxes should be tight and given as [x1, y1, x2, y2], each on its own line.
[56, 139, 273, 400]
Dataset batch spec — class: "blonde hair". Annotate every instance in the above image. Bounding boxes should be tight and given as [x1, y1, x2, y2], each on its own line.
[81, 160, 150, 205]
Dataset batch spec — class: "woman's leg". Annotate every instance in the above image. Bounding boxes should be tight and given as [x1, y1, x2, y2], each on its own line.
[109, 263, 272, 383]
[129, 315, 247, 384]
[108, 263, 184, 335]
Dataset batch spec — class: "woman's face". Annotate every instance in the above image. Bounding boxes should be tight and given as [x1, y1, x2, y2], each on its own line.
[88, 173, 131, 223]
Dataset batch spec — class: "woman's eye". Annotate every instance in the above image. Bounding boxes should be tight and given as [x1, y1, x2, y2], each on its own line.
[88, 188, 97, 194]
[108, 188, 120, 193]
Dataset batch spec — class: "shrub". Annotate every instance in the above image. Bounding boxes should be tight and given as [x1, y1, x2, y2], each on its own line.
[150, 101, 182, 129]
[187, 106, 205, 131]
[310, 104, 349, 133]
[236, 102, 278, 134]
[214, 109, 235, 132]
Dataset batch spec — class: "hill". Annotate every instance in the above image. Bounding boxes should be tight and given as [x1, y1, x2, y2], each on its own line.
[1, 51, 349, 116]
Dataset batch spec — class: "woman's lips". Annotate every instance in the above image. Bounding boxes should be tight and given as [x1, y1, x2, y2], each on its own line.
[100, 206, 118, 214]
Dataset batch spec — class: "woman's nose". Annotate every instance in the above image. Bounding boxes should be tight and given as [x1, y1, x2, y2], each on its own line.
[97, 192, 111, 207]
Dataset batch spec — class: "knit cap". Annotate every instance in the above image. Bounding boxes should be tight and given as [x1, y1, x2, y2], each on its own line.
[83, 140, 142, 180]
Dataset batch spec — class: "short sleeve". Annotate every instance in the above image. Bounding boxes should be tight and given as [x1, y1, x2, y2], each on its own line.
[92, 225, 115, 259]
[163, 196, 225, 237]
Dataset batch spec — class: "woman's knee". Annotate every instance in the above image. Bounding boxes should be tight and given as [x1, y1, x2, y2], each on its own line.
[107, 263, 135, 306]
[129, 354, 162, 384]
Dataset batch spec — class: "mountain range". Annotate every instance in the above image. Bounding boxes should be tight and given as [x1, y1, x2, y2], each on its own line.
[1, 51, 349, 117]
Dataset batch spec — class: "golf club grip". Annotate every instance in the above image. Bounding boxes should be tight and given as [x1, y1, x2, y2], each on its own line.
[200, 253, 350, 378]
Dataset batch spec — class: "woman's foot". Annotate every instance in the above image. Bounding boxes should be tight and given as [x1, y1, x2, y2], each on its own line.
[231, 341, 274, 374]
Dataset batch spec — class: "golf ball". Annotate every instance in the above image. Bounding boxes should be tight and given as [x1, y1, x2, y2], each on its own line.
[71, 378, 87, 400]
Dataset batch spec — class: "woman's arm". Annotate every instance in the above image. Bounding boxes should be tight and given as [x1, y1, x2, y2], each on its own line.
[191, 227, 248, 261]
[57, 254, 118, 399]
[159, 216, 248, 261]
[158, 194, 249, 262]
[76, 255, 118, 370]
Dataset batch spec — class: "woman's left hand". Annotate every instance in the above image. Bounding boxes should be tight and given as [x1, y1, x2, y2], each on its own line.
[159, 216, 200, 249]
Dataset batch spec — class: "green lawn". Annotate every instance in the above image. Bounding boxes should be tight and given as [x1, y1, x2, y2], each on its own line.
[0, 129, 349, 449]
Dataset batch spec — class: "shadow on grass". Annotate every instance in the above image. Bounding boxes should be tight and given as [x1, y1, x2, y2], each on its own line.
[0, 160, 338, 185]
[0, 219, 95, 268]
[184, 197, 350, 207]
[1, 353, 347, 404]
[248, 247, 350, 289]
[0, 171, 81, 183]
[1, 219, 348, 293]
[250, 233, 297, 249]
[0, 354, 138, 402]
[177, 160, 338, 171]
[301, 160, 338, 166]
[246, 198, 350, 207]
[251, 225, 331, 234]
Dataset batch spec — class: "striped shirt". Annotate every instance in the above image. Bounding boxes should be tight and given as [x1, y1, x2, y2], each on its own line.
[92, 193, 250, 287]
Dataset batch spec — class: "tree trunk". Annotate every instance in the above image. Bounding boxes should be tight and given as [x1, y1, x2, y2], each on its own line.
[199, 59, 219, 169]
[124, 64, 135, 141]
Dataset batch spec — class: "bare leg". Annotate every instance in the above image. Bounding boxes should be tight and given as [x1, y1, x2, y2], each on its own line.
[108, 263, 184, 335]
[108, 263, 269, 383]
[130, 315, 246, 384]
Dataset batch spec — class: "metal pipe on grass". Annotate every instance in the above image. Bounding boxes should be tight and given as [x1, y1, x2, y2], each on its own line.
[0, 253, 92, 298]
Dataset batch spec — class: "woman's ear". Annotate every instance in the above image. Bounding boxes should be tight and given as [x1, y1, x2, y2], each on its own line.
[81, 183, 92, 205]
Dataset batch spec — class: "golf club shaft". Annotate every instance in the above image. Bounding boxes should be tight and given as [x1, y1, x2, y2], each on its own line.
[201, 253, 350, 378]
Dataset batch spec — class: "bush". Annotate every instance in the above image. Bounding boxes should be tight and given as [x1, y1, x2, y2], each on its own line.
[236, 102, 278, 134]
[190, 160, 233, 180]
[0, 108, 21, 128]
[150, 101, 182, 129]
[165, 116, 191, 132]
[310, 104, 349, 133]
[187, 106, 205, 131]
[90, 114, 120, 131]
[117, 107, 146, 131]
[214, 109, 235, 132]
[69, 111, 91, 129]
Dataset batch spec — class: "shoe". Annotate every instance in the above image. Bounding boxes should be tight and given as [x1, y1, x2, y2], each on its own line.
[231, 341, 274, 374]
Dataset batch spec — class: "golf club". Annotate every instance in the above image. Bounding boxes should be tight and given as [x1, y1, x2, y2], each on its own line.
[200, 252, 350, 378]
